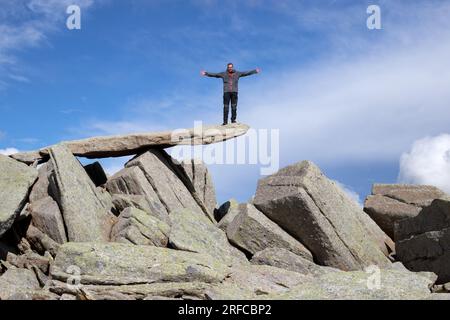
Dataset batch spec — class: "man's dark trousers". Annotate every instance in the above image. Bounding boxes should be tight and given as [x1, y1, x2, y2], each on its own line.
[223, 92, 238, 124]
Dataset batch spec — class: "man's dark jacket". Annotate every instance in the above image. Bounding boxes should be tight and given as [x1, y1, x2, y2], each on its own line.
[205, 68, 258, 93]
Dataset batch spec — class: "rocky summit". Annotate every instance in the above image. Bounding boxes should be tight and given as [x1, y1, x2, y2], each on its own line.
[1, 125, 450, 300]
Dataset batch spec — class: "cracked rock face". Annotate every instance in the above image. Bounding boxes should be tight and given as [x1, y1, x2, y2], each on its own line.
[107, 149, 214, 222]
[111, 207, 170, 247]
[226, 203, 313, 260]
[395, 199, 450, 283]
[0, 268, 41, 300]
[49, 242, 231, 286]
[253, 160, 392, 271]
[48, 144, 113, 242]
[180, 159, 217, 218]
[268, 268, 436, 300]
[251, 247, 340, 276]
[168, 208, 248, 266]
[0, 155, 38, 238]
[364, 184, 449, 239]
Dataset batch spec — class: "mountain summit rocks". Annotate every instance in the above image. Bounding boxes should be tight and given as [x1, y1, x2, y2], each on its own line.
[0, 128, 449, 300]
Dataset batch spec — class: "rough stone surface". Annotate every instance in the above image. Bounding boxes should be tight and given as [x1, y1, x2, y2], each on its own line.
[253, 160, 392, 271]
[363, 184, 449, 239]
[50, 242, 231, 285]
[227, 203, 313, 260]
[48, 279, 210, 300]
[181, 158, 217, 216]
[205, 265, 309, 300]
[28, 196, 67, 244]
[216, 199, 240, 230]
[6, 251, 51, 274]
[48, 143, 113, 242]
[29, 162, 53, 203]
[10, 123, 250, 164]
[0, 155, 38, 237]
[251, 247, 341, 276]
[372, 184, 449, 207]
[125, 149, 213, 221]
[0, 268, 40, 300]
[25, 224, 60, 256]
[395, 199, 450, 283]
[168, 208, 248, 266]
[106, 166, 170, 223]
[111, 207, 170, 246]
[267, 268, 435, 300]
[364, 194, 422, 239]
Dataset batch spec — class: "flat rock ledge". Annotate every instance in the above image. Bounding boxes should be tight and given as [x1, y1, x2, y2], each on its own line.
[9, 123, 250, 164]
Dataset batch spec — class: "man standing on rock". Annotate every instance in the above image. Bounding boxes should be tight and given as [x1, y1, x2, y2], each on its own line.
[201, 63, 260, 125]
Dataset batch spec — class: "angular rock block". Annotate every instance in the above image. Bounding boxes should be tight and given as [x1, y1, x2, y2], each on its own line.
[50, 242, 231, 285]
[226, 203, 313, 260]
[48, 144, 113, 242]
[395, 199, 450, 283]
[10, 123, 250, 164]
[364, 184, 448, 238]
[111, 207, 170, 246]
[253, 160, 392, 271]
[168, 208, 248, 266]
[180, 158, 217, 217]
[251, 247, 340, 276]
[28, 196, 67, 244]
[0, 155, 38, 237]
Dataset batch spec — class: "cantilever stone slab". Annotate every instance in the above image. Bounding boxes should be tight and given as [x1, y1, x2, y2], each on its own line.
[9, 123, 250, 164]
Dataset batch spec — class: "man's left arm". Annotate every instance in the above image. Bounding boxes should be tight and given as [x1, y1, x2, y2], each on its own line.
[239, 68, 260, 77]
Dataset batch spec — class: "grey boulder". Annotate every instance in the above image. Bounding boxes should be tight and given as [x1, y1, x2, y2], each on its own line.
[111, 207, 170, 246]
[364, 184, 448, 239]
[50, 242, 231, 285]
[253, 160, 392, 271]
[28, 196, 67, 244]
[168, 208, 248, 265]
[0, 268, 40, 300]
[48, 143, 113, 242]
[226, 203, 313, 260]
[0, 155, 38, 237]
[395, 199, 450, 283]
[251, 247, 340, 276]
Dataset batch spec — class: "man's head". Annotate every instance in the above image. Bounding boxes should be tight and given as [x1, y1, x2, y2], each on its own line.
[227, 63, 234, 72]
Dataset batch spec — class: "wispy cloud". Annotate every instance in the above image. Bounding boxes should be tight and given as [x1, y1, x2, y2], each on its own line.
[8, 74, 30, 83]
[0, 0, 99, 89]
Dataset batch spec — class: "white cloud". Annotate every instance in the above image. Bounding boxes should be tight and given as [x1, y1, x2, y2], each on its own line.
[0, 147, 19, 155]
[398, 134, 450, 194]
[237, 3, 450, 166]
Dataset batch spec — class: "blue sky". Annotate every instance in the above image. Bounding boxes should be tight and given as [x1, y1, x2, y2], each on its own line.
[1, 0, 450, 205]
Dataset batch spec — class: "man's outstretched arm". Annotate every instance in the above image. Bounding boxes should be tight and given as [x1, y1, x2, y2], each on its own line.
[239, 68, 260, 77]
[201, 70, 223, 78]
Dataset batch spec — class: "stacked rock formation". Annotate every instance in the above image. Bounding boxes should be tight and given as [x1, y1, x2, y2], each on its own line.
[0, 124, 447, 300]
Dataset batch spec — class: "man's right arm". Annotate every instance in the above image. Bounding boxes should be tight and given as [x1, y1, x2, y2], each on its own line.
[204, 71, 223, 78]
